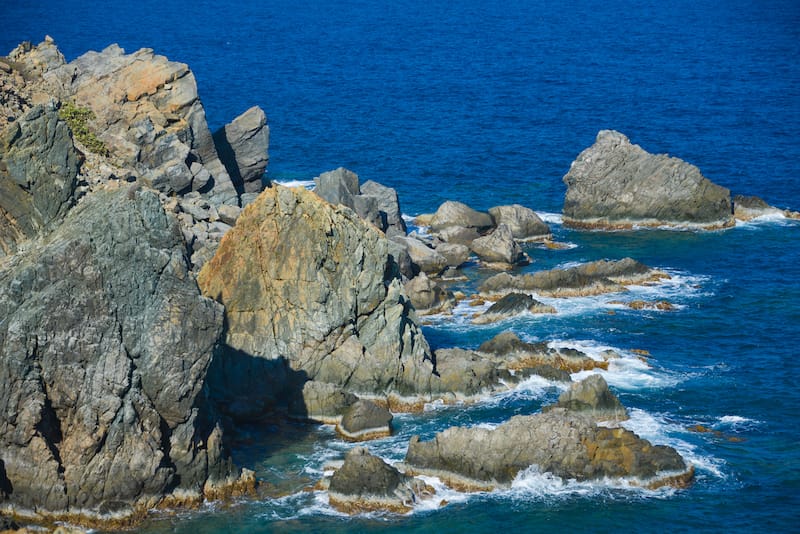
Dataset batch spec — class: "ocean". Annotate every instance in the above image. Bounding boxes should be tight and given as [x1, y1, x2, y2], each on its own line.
[3, 0, 800, 532]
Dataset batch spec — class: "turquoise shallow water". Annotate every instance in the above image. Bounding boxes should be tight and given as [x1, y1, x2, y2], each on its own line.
[3, 0, 800, 531]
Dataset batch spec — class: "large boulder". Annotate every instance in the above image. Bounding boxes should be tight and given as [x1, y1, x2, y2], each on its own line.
[548, 374, 628, 422]
[197, 185, 435, 413]
[480, 258, 668, 298]
[212, 106, 269, 195]
[0, 102, 79, 257]
[469, 224, 526, 267]
[405, 380, 692, 490]
[0, 188, 245, 526]
[336, 400, 393, 441]
[563, 130, 733, 229]
[392, 235, 448, 276]
[429, 201, 494, 233]
[488, 204, 551, 242]
[328, 447, 432, 514]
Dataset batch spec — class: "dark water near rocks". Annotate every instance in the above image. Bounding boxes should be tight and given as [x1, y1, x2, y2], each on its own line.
[4, 0, 800, 532]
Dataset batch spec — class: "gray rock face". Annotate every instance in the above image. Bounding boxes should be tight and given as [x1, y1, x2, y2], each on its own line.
[469, 224, 526, 266]
[213, 106, 269, 194]
[0, 188, 239, 521]
[37, 43, 239, 205]
[361, 180, 407, 238]
[197, 186, 435, 411]
[0, 102, 79, 256]
[337, 400, 393, 441]
[488, 204, 551, 241]
[480, 258, 667, 297]
[549, 374, 628, 422]
[429, 201, 494, 233]
[471, 293, 555, 325]
[563, 130, 733, 229]
[405, 406, 690, 490]
[314, 168, 407, 237]
[328, 447, 431, 513]
[404, 272, 455, 315]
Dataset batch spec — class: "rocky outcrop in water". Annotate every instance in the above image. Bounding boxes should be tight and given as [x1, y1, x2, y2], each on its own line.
[0, 188, 246, 526]
[197, 185, 436, 413]
[336, 400, 393, 441]
[471, 293, 555, 325]
[477, 331, 611, 373]
[547, 374, 628, 422]
[404, 376, 692, 490]
[0, 102, 79, 257]
[469, 224, 527, 268]
[488, 204, 551, 242]
[563, 130, 733, 229]
[479, 258, 668, 297]
[327, 447, 433, 514]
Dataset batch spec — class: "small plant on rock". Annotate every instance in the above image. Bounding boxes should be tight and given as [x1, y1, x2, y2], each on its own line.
[58, 101, 109, 156]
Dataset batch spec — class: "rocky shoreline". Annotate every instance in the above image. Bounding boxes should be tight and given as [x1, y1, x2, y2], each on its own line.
[1, 38, 796, 530]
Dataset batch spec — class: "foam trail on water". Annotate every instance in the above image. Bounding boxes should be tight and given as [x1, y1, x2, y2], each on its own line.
[274, 179, 316, 189]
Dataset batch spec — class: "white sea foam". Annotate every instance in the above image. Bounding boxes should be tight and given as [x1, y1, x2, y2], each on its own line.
[734, 212, 796, 228]
[623, 409, 725, 479]
[547, 339, 682, 391]
[536, 211, 563, 225]
[717, 415, 761, 430]
[274, 179, 316, 189]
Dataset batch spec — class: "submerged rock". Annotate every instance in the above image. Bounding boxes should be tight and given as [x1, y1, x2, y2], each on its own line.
[197, 185, 435, 413]
[0, 188, 243, 525]
[480, 258, 668, 297]
[328, 447, 433, 514]
[472, 293, 556, 324]
[563, 130, 733, 229]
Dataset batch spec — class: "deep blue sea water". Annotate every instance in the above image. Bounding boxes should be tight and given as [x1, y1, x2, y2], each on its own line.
[3, 1, 800, 532]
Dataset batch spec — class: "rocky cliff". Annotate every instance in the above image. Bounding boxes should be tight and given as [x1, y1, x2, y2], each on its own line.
[197, 185, 436, 415]
[563, 130, 733, 229]
[0, 187, 245, 527]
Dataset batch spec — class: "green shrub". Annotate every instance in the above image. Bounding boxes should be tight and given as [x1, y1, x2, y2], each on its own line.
[58, 101, 109, 156]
